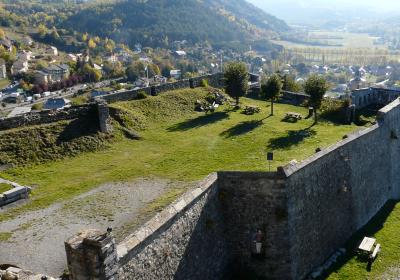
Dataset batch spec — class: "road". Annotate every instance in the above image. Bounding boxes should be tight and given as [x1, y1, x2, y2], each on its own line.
[0, 78, 122, 116]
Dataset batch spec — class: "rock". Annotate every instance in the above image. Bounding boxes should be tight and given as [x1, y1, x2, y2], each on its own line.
[4, 270, 18, 280]
[122, 128, 141, 140]
[6, 267, 21, 275]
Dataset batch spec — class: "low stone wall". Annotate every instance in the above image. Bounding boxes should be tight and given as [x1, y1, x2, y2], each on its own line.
[100, 73, 225, 104]
[280, 90, 309, 106]
[0, 104, 96, 131]
[0, 186, 31, 207]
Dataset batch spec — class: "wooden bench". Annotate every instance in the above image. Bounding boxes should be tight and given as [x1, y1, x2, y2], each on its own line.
[370, 243, 381, 260]
[286, 112, 302, 120]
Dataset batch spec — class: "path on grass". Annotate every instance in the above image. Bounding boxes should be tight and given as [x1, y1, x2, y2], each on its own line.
[0, 178, 192, 277]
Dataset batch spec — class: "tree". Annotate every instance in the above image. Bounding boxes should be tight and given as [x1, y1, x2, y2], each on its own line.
[224, 62, 249, 107]
[262, 74, 282, 116]
[0, 28, 5, 40]
[88, 39, 96, 49]
[37, 24, 48, 38]
[125, 63, 142, 82]
[304, 75, 329, 123]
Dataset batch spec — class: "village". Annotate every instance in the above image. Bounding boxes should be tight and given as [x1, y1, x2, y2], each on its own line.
[1, 26, 400, 120]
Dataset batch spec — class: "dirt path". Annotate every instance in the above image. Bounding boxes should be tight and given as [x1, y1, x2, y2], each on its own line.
[0, 178, 191, 277]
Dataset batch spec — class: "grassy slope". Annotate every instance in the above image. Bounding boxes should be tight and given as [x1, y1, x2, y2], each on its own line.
[0, 118, 113, 166]
[0, 78, 10, 89]
[326, 201, 400, 279]
[0, 87, 365, 222]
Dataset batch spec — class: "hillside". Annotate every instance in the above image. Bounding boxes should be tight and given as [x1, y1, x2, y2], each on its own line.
[59, 0, 289, 48]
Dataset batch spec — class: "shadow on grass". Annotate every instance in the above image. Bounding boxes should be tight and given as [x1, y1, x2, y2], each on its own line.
[321, 200, 398, 279]
[167, 111, 229, 132]
[57, 117, 100, 143]
[220, 120, 263, 138]
[267, 129, 316, 149]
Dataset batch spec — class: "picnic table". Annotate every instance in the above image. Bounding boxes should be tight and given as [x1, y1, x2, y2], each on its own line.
[358, 237, 376, 253]
[285, 112, 302, 120]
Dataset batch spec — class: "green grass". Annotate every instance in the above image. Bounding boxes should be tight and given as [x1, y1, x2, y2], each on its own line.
[325, 201, 400, 279]
[0, 183, 12, 193]
[0, 78, 10, 90]
[0, 88, 367, 222]
[0, 232, 12, 242]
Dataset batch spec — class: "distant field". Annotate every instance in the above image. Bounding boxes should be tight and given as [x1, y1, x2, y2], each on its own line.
[274, 31, 385, 49]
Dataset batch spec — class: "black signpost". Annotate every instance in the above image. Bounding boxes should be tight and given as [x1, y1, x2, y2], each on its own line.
[267, 152, 273, 171]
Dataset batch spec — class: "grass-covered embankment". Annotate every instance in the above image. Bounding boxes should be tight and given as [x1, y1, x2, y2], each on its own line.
[0, 117, 113, 166]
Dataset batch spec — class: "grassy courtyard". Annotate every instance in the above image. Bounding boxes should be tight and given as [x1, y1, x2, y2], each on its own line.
[0, 88, 366, 222]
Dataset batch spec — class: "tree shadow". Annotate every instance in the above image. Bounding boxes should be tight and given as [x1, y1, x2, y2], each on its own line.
[267, 129, 316, 149]
[220, 120, 263, 138]
[167, 111, 229, 132]
[321, 200, 398, 279]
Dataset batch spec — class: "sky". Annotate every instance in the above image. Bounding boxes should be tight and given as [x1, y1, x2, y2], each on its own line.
[247, 0, 400, 24]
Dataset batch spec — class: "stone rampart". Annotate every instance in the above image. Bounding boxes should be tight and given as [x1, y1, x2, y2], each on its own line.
[100, 73, 225, 104]
[0, 104, 96, 131]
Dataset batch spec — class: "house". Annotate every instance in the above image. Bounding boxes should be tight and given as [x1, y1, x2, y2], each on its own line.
[134, 77, 150, 88]
[174, 50, 187, 58]
[35, 64, 70, 84]
[153, 75, 167, 84]
[18, 50, 33, 61]
[35, 71, 50, 85]
[47, 46, 58, 56]
[11, 59, 29, 75]
[43, 98, 71, 110]
[170, 69, 181, 79]
[67, 54, 77, 62]
[349, 77, 368, 91]
[0, 58, 6, 79]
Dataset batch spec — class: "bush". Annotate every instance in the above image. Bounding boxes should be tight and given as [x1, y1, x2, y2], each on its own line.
[201, 79, 209, 87]
[136, 91, 148, 100]
[31, 103, 43, 111]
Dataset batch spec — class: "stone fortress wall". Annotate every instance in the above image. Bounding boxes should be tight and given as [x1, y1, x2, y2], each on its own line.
[65, 98, 400, 280]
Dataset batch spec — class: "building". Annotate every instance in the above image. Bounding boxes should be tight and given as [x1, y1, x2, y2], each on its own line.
[35, 64, 70, 84]
[349, 76, 368, 91]
[174, 50, 187, 58]
[47, 46, 58, 56]
[170, 69, 182, 79]
[67, 54, 77, 62]
[0, 58, 6, 79]
[43, 98, 71, 110]
[11, 60, 29, 75]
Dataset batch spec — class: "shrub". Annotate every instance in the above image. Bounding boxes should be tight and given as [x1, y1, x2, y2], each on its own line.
[201, 79, 209, 87]
[31, 103, 43, 111]
[136, 91, 148, 100]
